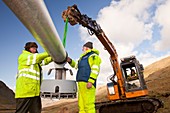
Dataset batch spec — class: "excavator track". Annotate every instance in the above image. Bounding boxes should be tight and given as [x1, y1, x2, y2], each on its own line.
[95, 97, 163, 113]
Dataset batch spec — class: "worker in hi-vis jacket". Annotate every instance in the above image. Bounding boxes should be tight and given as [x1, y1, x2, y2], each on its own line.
[15, 42, 53, 113]
[67, 42, 102, 113]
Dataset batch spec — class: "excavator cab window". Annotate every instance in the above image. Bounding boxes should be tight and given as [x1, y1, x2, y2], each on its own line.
[122, 66, 141, 90]
[120, 57, 143, 92]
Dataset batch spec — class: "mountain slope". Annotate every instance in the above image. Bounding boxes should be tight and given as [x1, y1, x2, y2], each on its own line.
[0, 81, 16, 112]
[144, 56, 170, 78]
[146, 65, 170, 113]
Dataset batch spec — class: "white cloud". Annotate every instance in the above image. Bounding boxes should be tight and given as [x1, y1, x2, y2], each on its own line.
[138, 50, 170, 67]
[154, 0, 170, 51]
[96, 0, 154, 45]
[137, 51, 159, 66]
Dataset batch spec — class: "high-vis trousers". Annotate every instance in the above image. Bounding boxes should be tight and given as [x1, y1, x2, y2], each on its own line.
[78, 82, 96, 113]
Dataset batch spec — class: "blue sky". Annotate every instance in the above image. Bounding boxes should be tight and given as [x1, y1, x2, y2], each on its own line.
[0, 0, 170, 90]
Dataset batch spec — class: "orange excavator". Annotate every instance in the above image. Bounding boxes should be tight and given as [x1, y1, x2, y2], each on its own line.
[62, 5, 163, 113]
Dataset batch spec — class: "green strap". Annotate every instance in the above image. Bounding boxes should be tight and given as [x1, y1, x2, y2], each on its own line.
[62, 17, 68, 48]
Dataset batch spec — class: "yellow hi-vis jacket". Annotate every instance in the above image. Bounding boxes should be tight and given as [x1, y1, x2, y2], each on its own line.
[15, 50, 52, 98]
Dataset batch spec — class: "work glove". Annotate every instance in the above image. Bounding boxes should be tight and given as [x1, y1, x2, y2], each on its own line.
[67, 57, 72, 64]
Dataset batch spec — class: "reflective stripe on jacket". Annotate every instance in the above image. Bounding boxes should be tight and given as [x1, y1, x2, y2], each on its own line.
[15, 50, 52, 98]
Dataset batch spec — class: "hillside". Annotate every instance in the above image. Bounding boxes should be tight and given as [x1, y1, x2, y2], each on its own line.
[145, 65, 170, 113]
[0, 81, 16, 113]
[144, 56, 170, 78]
[42, 56, 170, 113]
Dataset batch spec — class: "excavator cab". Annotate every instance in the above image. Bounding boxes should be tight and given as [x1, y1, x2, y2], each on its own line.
[120, 55, 148, 98]
[107, 56, 148, 100]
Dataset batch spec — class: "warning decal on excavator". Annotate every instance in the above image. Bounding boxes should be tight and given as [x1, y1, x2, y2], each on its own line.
[107, 83, 115, 95]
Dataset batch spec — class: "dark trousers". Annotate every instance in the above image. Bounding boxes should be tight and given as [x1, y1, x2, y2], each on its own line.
[15, 96, 42, 113]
